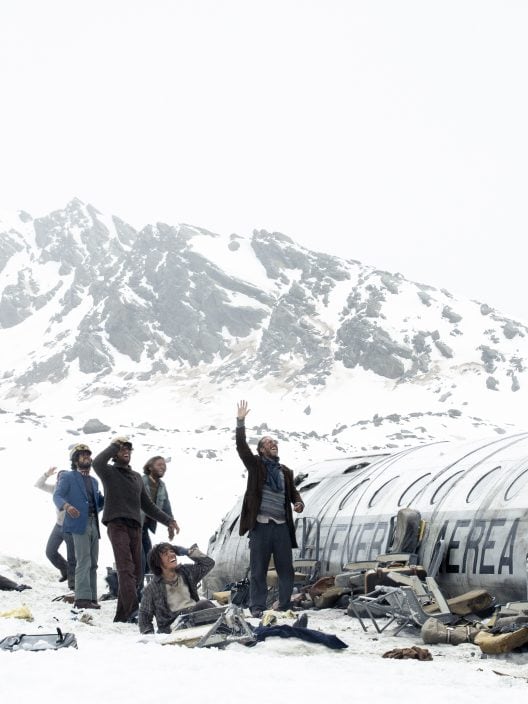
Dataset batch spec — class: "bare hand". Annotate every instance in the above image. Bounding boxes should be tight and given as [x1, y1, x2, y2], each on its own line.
[237, 400, 250, 420]
[293, 502, 304, 514]
[46, 466, 57, 478]
[66, 504, 80, 518]
[168, 520, 180, 538]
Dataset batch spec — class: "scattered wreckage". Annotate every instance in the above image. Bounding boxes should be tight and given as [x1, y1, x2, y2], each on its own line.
[159, 604, 347, 650]
[204, 431, 528, 654]
[206, 432, 528, 602]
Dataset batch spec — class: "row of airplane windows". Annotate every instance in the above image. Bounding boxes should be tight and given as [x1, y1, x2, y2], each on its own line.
[218, 459, 528, 541]
[300, 464, 528, 512]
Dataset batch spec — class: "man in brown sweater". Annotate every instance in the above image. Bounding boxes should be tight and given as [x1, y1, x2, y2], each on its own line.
[93, 436, 180, 623]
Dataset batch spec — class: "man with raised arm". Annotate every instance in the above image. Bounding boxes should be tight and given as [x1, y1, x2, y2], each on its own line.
[235, 400, 304, 618]
[35, 466, 76, 589]
[92, 436, 180, 623]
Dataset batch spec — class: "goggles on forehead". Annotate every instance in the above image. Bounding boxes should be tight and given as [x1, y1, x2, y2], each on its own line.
[69, 443, 92, 460]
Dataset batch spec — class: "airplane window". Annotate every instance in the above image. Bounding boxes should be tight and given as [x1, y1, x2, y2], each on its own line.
[505, 468, 528, 501]
[398, 473, 431, 507]
[299, 482, 321, 494]
[466, 466, 502, 503]
[227, 515, 239, 535]
[221, 515, 239, 545]
[368, 476, 400, 508]
[343, 462, 370, 474]
[338, 479, 369, 510]
[430, 471, 464, 504]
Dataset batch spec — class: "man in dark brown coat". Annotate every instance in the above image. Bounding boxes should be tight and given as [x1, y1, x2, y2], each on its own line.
[93, 436, 179, 623]
[236, 400, 304, 617]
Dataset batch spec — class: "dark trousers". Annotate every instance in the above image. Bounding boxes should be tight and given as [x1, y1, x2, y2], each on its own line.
[248, 521, 294, 612]
[107, 520, 142, 623]
[46, 523, 76, 589]
[0, 574, 19, 590]
[141, 525, 153, 577]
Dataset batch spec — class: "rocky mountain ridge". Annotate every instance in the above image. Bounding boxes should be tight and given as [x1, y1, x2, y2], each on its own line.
[0, 199, 526, 437]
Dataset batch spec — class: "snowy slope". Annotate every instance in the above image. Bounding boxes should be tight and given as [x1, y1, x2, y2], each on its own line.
[1, 198, 527, 442]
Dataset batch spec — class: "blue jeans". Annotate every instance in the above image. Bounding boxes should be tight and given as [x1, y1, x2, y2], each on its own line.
[46, 523, 76, 589]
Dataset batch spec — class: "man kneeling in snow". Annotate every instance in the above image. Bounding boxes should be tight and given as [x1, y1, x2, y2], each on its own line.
[138, 543, 215, 634]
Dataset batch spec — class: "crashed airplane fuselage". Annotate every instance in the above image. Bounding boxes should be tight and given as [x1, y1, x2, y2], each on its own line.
[205, 432, 528, 603]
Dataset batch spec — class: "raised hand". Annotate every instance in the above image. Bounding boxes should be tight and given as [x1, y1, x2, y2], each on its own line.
[237, 400, 250, 420]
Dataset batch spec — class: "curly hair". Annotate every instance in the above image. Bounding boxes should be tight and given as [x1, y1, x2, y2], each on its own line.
[147, 542, 176, 576]
[143, 455, 165, 476]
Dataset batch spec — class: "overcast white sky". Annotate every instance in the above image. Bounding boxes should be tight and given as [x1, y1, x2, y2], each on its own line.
[1, 1, 526, 320]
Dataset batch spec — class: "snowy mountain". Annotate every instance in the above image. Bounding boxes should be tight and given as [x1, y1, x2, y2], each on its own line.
[1, 197, 528, 575]
[0, 198, 526, 446]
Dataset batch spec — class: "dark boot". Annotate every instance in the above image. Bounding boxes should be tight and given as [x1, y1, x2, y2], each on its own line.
[75, 599, 100, 610]
[293, 613, 308, 629]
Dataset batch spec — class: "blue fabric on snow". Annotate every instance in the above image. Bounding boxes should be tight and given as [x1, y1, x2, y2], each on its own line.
[253, 625, 348, 650]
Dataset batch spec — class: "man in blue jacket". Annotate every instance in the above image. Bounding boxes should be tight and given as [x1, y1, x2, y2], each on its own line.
[54, 443, 104, 609]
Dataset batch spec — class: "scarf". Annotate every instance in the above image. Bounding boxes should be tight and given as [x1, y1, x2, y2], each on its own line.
[261, 456, 284, 493]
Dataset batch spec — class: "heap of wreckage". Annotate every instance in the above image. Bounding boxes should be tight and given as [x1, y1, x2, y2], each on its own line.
[198, 432, 528, 655]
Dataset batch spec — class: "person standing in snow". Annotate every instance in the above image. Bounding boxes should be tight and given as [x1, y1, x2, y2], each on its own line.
[34, 466, 76, 589]
[235, 400, 304, 618]
[53, 444, 104, 609]
[92, 436, 180, 623]
[141, 456, 174, 578]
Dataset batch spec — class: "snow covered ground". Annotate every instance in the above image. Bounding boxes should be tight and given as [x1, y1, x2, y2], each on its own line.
[1, 394, 527, 700]
[0, 555, 527, 704]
